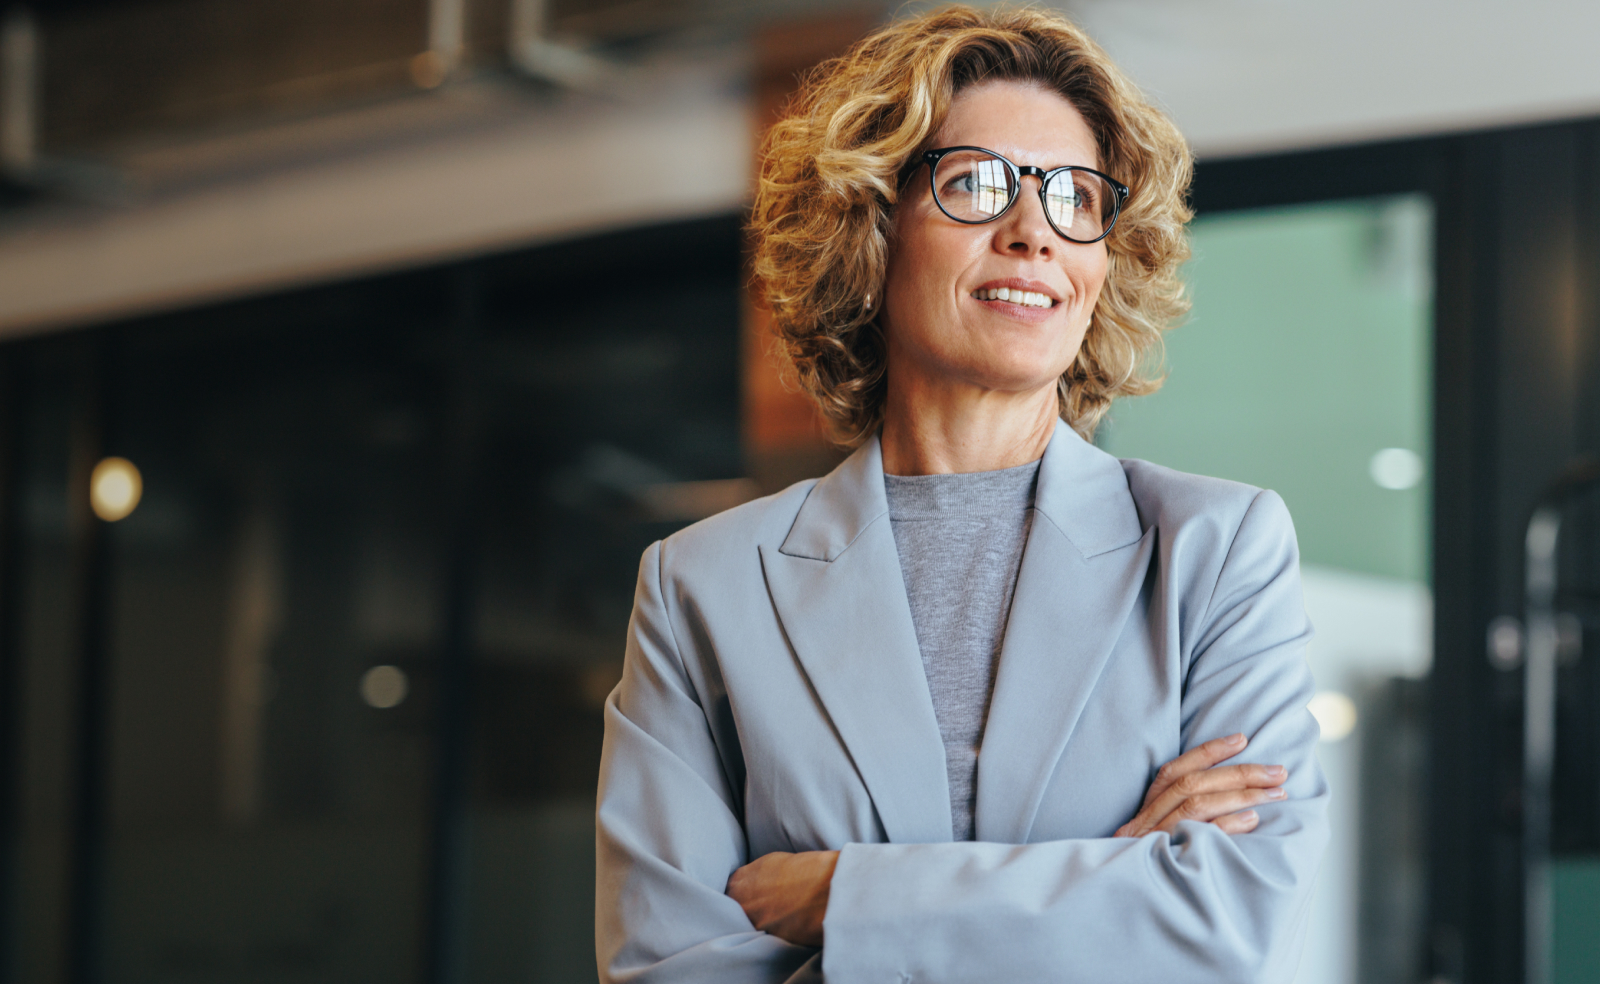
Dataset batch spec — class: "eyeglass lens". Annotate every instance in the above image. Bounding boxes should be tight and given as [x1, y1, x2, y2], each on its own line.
[932, 150, 1116, 242]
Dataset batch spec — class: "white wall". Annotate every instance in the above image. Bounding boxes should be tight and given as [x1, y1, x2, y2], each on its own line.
[1066, 0, 1600, 158]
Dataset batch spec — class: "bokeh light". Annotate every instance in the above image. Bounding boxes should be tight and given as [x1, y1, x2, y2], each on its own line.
[90, 456, 142, 522]
[1308, 690, 1358, 742]
[359, 665, 409, 709]
[1369, 447, 1424, 490]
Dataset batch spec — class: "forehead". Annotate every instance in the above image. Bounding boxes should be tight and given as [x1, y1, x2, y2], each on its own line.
[933, 81, 1099, 171]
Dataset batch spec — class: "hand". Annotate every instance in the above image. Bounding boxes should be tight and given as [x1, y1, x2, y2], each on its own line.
[725, 849, 840, 947]
[1114, 732, 1288, 838]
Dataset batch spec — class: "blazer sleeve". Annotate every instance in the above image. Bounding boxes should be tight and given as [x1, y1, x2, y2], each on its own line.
[820, 490, 1330, 984]
[596, 540, 821, 984]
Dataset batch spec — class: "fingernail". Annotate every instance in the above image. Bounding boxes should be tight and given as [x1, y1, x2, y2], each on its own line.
[1266, 787, 1287, 799]
[1226, 733, 1246, 745]
[1265, 765, 1286, 778]
[1238, 810, 1258, 823]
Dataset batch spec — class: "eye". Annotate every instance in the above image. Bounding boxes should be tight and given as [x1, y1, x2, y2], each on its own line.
[942, 171, 1006, 197]
[1042, 183, 1078, 217]
[943, 172, 977, 194]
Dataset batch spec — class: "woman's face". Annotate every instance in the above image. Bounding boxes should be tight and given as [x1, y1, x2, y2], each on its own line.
[881, 81, 1109, 399]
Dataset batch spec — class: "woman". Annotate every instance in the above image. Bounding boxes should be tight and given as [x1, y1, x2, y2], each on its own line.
[596, 7, 1328, 982]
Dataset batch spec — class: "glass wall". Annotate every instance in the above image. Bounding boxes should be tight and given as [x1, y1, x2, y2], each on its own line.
[2, 216, 743, 984]
[1098, 195, 1435, 984]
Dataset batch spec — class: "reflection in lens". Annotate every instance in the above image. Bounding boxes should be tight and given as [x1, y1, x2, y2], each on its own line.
[973, 157, 1008, 217]
[936, 151, 1013, 221]
[1043, 174, 1081, 232]
[1044, 170, 1109, 241]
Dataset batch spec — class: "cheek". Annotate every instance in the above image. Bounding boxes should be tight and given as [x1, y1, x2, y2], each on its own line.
[881, 216, 923, 311]
[1073, 254, 1111, 320]
[884, 220, 972, 318]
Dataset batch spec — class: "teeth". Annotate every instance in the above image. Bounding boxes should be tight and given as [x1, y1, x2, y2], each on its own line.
[974, 288, 1054, 308]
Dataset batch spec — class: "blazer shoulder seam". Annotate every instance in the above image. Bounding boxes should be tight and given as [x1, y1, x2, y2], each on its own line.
[652, 538, 701, 708]
[1194, 488, 1271, 633]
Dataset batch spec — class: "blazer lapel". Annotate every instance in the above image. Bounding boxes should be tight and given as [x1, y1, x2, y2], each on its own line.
[974, 422, 1154, 844]
[759, 437, 953, 845]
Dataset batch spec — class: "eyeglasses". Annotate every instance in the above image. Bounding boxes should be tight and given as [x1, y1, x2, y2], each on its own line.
[921, 146, 1129, 244]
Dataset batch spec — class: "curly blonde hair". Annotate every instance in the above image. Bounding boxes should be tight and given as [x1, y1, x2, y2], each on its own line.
[749, 4, 1193, 445]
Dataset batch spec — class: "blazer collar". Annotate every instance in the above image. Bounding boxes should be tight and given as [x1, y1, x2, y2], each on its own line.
[1033, 419, 1144, 556]
[762, 436, 950, 842]
[779, 419, 1142, 563]
[777, 435, 887, 561]
[764, 418, 1153, 845]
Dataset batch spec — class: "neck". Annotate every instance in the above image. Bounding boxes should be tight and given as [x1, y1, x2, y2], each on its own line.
[879, 371, 1059, 476]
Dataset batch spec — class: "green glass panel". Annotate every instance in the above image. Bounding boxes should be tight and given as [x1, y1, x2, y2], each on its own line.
[1554, 857, 1600, 984]
[1098, 197, 1433, 583]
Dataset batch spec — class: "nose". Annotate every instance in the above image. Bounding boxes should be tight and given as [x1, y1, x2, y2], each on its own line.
[992, 173, 1055, 259]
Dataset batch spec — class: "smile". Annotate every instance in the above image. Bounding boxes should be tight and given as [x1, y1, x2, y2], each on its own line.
[972, 287, 1055, 309]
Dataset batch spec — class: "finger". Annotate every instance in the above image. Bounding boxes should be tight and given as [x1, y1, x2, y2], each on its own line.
[1152, 786, 1288, 835]
[1141, 733, 1249, 806]
[1124, 764, 1288, 838]
[1211, 809, 1260, 835]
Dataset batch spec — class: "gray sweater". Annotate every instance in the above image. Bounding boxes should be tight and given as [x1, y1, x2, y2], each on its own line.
[883, 458, 1039, 840]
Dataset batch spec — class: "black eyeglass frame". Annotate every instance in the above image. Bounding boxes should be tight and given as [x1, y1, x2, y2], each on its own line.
[921, 146, 1131, 245]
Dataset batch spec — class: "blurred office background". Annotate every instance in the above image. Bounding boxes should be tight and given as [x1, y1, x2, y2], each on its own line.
[2, 1, 1600, 982]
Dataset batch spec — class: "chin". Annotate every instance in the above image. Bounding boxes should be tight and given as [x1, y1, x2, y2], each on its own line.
[957, 359, 1068, 395]
[965, 342, 1073, 384]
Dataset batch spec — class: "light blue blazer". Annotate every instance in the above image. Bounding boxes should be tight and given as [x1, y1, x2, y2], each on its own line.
[596, 420, 1329, 983]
